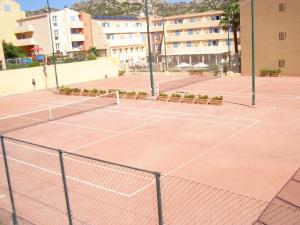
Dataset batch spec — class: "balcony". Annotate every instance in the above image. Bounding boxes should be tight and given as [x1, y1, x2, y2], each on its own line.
[16, 38, 36, 46]
[165, 20, 221, 31]
[165, 32, 234, 42]
[15, 24, 34, 34]
[70, 21, 84, 28]
[165, 45, 233, 56]
[71, 34, 85, 42]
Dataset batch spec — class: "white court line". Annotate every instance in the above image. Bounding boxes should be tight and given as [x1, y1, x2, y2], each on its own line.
[165, 120, 261, 176]
[70, 118, 163, 152]
[3, 156, 131, 197]
[6, 141, 152, 182]
[99, 109, 249, 127]
[51, 121, 120, 134]
[116, 106, 257, 122]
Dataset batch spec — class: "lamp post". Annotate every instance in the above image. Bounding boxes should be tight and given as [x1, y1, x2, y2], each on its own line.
[251, 0, 256, 105]
[145, 0, 155, 96]
[46, 0, 59, 90]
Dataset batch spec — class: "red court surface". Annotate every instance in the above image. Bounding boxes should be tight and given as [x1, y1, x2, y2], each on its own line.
[0, 74, 300, 224]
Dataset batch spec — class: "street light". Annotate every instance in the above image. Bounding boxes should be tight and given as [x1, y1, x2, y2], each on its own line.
[46, 0, 59, 90]
[251, 0, 256, 105]
[145, 0, 155, 96]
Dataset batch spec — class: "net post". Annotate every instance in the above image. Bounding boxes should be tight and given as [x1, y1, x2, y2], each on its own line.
[154, 172, 163, 225]
[115, 91, 120, 105]
[58, 150, 73, 225]
[0, 136, 18, 225]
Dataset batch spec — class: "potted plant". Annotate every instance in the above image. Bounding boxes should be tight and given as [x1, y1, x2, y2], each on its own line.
[82, 89, 90, 96]
[118, 90, 127, 98]
[98, 89, 106, 95]
[189, 69, 204, 76]
[137, 91, 148, 100]
[260, 69, 268, 77]
[182, 94, 195, 104]
[73, 88, 81, 96]
[126, 91, 136, 99]
[210, 96, 223, 106]
[157, 92, 168, 102]
[90, 88, 99, 97]
[195, 95, 209, 104]
[59, 86, 66, 95]
[271, 69, 281, 77]
[64, 87, 73, 96]
[169, 93, 182, 103]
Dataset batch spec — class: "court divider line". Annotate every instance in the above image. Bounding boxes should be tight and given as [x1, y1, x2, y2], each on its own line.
[99, 109, 249, 127]
[1, 156, 132, 197]
[115, 106, 257, 122]
[5, 141, 152, 182]
[70, 118, 163, 153]
[129, 120, 261, 197]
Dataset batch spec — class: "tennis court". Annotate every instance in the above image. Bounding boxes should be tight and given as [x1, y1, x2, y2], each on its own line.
[0, 74, 300, 224]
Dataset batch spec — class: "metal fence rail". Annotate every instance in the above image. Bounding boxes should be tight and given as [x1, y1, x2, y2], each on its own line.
[0, 136, 268, 225]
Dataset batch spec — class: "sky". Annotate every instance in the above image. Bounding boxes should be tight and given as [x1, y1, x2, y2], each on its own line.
[17, 0, 190, 11]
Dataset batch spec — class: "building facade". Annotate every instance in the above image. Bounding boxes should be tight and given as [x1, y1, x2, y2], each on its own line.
[93, 16, 148, 66]
[150, 11, 237, 67]
[240, 0, 300, 76]
[15, 8, 93, 55]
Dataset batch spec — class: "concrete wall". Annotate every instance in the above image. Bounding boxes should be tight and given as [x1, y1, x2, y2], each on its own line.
[240, 0, 300, 76]
[0, 58, 118, 96]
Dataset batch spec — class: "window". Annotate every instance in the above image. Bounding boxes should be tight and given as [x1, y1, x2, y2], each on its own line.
[175, 30, 181, 36]
[279, 3, 287, 12]
[173, 42, 179, 48]
[279, 59, 285, 67]
[215, 15, 221, 20]
[188, 29, 193, 35]
[210, 16, 215, 21]
[54, 30, 59, 40]
[128, 34, 132, 39]
[112, 49, 117, 55]
[106, 34, 114, 40]
[140, 33, 145, 42]
[70, 16, 76, 22]
[130, 48, 133, 53]
[4, 4, 11, 12]
[136, 23, 142, 27]
[208, 40, 219, 46]
[102, 22, 110, 27]
[52, 16, 57, 22]
[124, 23, 128, 27]
[174, 19, 183, 24]
[125, 48, 128, 53]
[55, 43, 60, 50]
[190, 17, 195, 23]
[186, 41, 192, 47]
[279, 32, 286, 40]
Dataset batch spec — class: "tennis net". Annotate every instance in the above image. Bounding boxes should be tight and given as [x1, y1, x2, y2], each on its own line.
[157, 75, 218, 93]
[0, 92, 119, 134]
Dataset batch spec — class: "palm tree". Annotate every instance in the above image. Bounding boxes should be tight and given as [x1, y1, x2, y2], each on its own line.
[220, 0, 240, 54]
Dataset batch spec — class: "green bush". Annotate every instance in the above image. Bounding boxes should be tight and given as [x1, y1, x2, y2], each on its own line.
[118, 71, 126, 76]
[260, 68, 281, 77]
[127, 91, 136, 95]
[64, 87, 73, 95]
[189, 69, 205, 75]
[198, 94, 209, 99]
[212, 95, 223, 100]
[87, 54, 97, 61]
[119, 90, 126, 94]
[83, 89, 89, 93]
[99, 89, 106, 94]
[108, 89, 117, 93]
[64, 57, 74, 63]
[159, 92, 168, 97]
[28, 61, 41, 67]
[91, 88, 98, 93]
[138, 91, 147, 96]
[73, 88, 81, 93]
[184, 94, 195, 99]
[171, 93, 182, 98]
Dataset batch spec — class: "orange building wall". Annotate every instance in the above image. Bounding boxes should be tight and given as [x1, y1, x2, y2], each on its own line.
[79, 12, 93, 51]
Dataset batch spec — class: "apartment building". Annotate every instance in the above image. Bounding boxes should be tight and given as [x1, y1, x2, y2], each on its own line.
[0, 0, 26, 44]
[93, 16, 147, 66]
[15, 8, 93, 55]
[240, 0, 300, 76]
[150, 11, 237, 67]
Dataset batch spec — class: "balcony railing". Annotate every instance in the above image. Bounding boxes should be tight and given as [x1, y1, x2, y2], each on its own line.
[165, 32, 234, 42]
[70, 21, 84, 28]
[165, 45, 234, 55]
[15, 24, 34, 34]
[16, 38, 36, 46]
[71, 34, 85, 42]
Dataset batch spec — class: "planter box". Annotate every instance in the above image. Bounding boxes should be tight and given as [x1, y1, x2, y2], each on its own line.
[73, 92, 81, 96]
[210, 99, 223, 106]
[81, 92, 90, 96]
[195, 99, 209, 105]
[89, 93, 98, 97]
[157, 96, 169, 102]
[137, 95, 148, 100]
[59, 91, 65, 95]
[169, 97, 182, 103]
[119, 94, 126, 98]
[190, 71, 203, 76]
[182, 98, 195, 104]
[126, 94, 137, 99]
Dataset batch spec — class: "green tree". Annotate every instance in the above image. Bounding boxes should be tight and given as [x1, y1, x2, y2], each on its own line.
[2, 41, 27, 58]
[220, 0, 240, 54]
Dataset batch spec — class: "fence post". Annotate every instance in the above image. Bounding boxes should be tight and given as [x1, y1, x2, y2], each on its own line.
[58, 150, 73, 225]
[155, 172, 163, 225]
[0, 136, 18, 225]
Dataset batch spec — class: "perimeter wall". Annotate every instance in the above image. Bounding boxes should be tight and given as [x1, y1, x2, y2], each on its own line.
[0, 58, 119, 96]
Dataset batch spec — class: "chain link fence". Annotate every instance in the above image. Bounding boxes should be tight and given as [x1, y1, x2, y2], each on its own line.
[1, 136, 269, 225]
